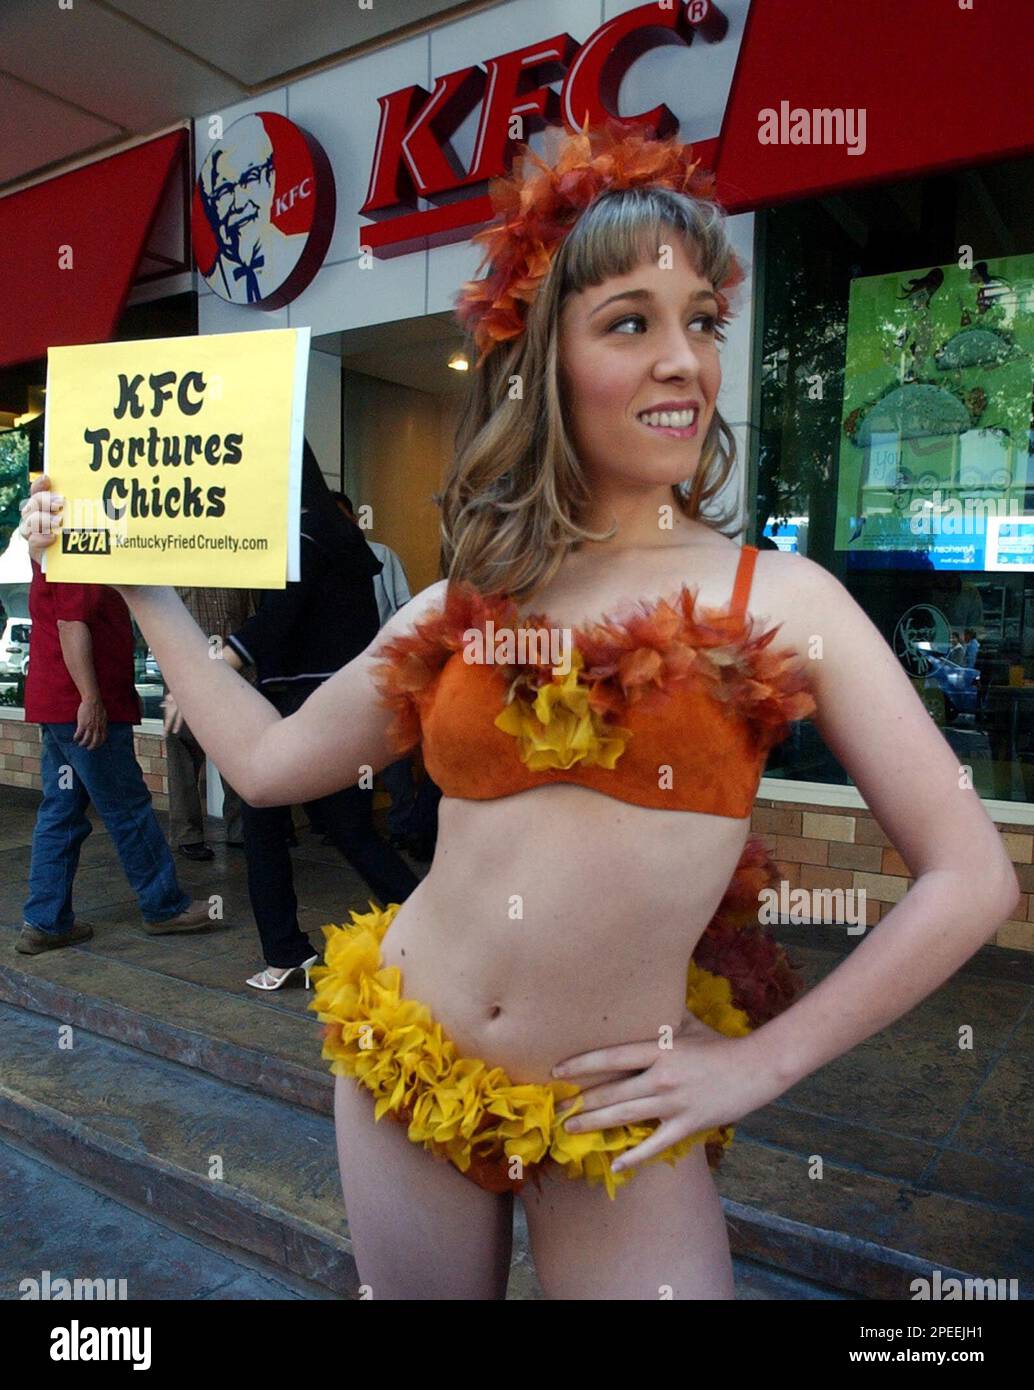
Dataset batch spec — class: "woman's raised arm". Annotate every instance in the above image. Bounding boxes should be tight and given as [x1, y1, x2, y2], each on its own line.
[125, 581, 447, 806]
[20, 474, 445, 807]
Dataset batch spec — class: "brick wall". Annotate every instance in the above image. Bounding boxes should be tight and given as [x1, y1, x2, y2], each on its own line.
[0, 718, 169, 809]
[754, 797, 1033, 953]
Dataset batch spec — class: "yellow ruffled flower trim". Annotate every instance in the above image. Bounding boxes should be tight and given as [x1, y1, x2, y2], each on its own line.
[309, 902, 753, 1201]
[494, 647, 631, 772]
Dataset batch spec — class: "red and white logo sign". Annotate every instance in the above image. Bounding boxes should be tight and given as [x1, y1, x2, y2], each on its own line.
[192, 112, 335, 308]
[360, 0, 738, 258]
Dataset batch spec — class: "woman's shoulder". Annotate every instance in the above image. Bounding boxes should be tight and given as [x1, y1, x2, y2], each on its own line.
[751, 548, 856, 659]
[371, 578, 452, 646]
[391, 578, 451, 622]
[752, 546, 839, 603]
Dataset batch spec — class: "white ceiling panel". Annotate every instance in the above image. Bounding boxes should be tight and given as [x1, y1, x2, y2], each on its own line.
[102, 0, 479, 85]
[0, 71, 123, 185]
[1, 0, 244, 137]
[1, 0, 489, 190]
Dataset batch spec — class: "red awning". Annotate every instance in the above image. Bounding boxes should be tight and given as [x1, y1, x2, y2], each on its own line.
[0, 130, 187, 370]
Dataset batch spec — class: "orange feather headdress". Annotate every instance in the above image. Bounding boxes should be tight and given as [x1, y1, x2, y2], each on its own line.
[454, 116, 744, 368]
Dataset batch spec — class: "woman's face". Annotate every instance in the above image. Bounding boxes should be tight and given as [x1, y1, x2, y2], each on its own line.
[557, 236, 723, 494]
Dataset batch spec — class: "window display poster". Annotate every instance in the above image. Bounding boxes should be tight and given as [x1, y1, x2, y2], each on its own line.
[835, 253, 1034, 567]
[42, 326, 310, 587]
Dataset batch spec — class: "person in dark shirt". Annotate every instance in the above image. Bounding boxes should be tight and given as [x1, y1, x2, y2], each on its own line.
[332, 490, 439, 860]
[214, 441, 419, 989]
[18, 565, 215, 954]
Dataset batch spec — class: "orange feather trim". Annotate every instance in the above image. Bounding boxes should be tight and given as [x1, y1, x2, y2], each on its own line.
[370, 579, 817, 758]
[693, 835, 805, 1030]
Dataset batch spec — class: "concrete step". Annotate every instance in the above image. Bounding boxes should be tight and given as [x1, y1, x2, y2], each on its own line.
[0, 1132, 332, 1300]
[0, 999, 362, 1297]
[0, 1105, 844, 1305]
[0, 943, 329, 1113]
[0, 997, 848, 1302]
[2, 943, 1031, 1299]
[0, 999, 550, 1300]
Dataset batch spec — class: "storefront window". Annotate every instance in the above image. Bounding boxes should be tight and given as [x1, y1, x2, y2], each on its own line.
[0, 426, 30, 711]
[755, 153, 1034, 805]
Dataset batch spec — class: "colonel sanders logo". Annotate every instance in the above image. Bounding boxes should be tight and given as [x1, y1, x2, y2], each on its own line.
[192, 112, 335, 308]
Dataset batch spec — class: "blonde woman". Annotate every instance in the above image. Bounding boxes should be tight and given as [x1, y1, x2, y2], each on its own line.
[22, 123, 1019, 1300]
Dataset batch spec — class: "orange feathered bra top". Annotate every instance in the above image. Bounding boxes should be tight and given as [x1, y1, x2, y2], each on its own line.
[370, 545, 817, 819]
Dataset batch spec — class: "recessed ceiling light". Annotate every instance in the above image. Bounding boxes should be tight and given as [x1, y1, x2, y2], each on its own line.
[448, 352, 469, 372]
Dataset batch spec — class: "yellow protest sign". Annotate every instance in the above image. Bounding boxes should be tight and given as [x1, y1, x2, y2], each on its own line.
[42, 326, 309, 587]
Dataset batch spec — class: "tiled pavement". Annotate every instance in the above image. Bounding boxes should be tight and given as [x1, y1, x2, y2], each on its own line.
[0, 786, 1031, 1300]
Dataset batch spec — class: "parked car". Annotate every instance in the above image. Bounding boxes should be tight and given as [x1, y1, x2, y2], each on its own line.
[133, 649, 162, 684]
[0, 618, 31, 677]
[923, 651, 981, 723]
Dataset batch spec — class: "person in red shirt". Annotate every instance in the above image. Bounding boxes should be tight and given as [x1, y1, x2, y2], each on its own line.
[17, 561, 216, 954]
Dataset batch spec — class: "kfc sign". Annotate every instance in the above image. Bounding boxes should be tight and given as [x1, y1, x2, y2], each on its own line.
[361, 0, 734, 258]
[192, 112, 335, 307]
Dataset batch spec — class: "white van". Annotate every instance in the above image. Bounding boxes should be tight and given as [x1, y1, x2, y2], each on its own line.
[0, 618, 31, 676]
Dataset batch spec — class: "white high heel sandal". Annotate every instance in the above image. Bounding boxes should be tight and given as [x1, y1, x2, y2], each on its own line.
[246, 954, 319, 991]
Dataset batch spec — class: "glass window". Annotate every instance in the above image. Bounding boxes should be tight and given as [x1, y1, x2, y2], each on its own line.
[754, 153, 1034, 805]
[0, 426, 30, 711]
[131, 620, 165, 719]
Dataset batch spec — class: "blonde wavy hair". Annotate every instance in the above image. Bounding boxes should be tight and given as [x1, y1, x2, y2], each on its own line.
[438, 185, 743, 599]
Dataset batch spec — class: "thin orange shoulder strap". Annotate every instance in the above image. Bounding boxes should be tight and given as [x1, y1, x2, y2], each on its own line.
[729, 544, 758, 620]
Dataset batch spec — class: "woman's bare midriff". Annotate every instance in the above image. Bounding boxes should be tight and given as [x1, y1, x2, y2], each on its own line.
[377, 782, 751, 1089]
[374, 538, 776, 1090]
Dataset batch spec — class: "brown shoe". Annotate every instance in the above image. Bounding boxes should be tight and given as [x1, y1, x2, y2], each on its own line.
[145, 899, 216, 935]
[16, 921, 94, 955]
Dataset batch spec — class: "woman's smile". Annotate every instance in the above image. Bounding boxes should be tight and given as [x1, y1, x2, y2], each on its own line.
[635, 401, 701, 438]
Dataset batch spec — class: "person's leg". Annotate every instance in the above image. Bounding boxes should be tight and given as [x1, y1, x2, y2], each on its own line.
[165, 721, 205, 848]
[333, 1074, 513, 1299]
[23, 725, 93, 933]
[61, 723, 190, 924]
[409, 772, 442, 844]
[219, 775, 245, 844]
[318, 900, 513, 1295]
[240, 798, 315, 968]
[520, 1143, 735, 1300]
[378, 756, 417, 839]
[307, 783, 419, 905]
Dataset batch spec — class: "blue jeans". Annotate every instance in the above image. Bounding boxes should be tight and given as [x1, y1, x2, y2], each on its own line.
[24, 723, 190, 934]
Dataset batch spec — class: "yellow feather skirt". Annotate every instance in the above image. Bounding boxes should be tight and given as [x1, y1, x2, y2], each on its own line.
[309, 901, 752, 1201]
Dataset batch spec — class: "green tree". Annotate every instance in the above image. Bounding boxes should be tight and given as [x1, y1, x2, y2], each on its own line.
[0, 429, 29, 555]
